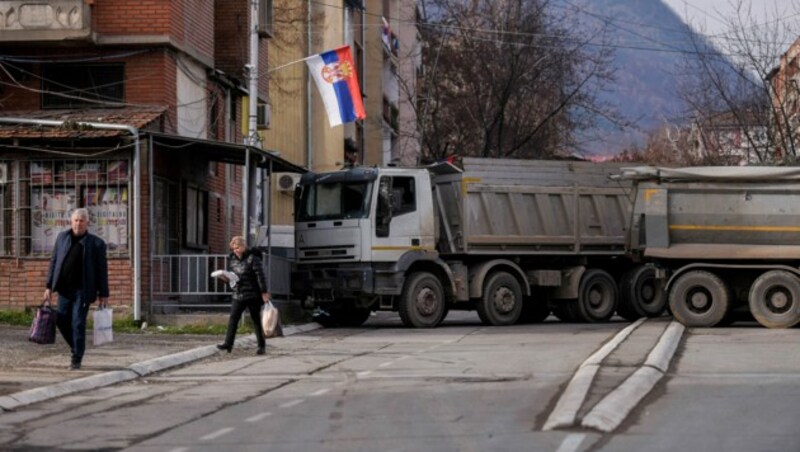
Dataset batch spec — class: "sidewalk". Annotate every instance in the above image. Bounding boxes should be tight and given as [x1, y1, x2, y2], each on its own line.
[0, 321, 321, 412]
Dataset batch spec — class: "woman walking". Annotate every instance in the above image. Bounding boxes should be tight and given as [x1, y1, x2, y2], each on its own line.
[217, 236, 270, 355]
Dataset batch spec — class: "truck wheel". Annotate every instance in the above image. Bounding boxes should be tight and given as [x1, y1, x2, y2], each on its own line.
[748, 270, 800, 328]
[577, 269, 618, 322]
[477, 272, 523, 326]
[399, 272, 446, 328]
[669, 270, 731, 327]
[618, 265, 666, 321]
[518, 289, 550, 324]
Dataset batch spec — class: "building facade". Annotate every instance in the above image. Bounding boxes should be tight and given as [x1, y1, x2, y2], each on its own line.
[0, 0, 301, 318]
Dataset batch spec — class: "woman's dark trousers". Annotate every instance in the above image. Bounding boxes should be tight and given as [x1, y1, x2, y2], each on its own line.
[223, 297, 265, 348]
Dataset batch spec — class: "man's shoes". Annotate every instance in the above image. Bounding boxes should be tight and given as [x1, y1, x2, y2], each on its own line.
[256, 346, 266, 355]
[216, 343, 232, 353]
[69, 362, 81, 370]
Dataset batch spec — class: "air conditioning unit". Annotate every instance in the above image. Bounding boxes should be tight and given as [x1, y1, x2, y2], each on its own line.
[275, 172, 300, 193]
[257, 103, 271, 130]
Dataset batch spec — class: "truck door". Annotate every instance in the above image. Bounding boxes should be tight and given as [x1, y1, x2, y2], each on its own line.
[373, 175, 424, 261]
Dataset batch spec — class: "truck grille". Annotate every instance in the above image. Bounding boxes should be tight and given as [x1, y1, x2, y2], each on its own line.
[298, 245, 356, 262]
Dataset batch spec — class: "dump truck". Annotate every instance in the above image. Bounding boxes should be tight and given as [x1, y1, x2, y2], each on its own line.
[621, 166, 800, 328]
[291, 158, 665, 328]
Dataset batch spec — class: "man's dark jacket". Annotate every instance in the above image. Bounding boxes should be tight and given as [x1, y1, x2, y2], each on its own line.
[46, 230, 110, 303]
[228, 249, 268, 302]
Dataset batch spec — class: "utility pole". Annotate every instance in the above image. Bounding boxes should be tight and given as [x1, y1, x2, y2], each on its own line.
[243, 0, 261, 240]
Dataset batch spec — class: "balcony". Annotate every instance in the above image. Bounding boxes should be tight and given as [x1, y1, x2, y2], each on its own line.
[0, 1, 91, 42]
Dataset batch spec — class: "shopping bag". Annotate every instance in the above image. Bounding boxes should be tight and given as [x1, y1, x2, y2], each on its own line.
[261, 301, 283, 338]
[93, 307, 114, 346]
[29, 302, 57, 345]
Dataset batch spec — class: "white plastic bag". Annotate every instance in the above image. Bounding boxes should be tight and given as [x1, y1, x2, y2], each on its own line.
[211, 270, 239, 288]
[261, 301, 283, 338]
[93, 307, 113, 346]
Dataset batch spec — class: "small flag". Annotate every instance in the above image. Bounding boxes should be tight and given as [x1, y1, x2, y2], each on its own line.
[306, 46, 366, 127]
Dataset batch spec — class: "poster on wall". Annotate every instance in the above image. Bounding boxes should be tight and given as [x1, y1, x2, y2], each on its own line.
[32, 189, 77, 254]
[84, 186, 129, 252]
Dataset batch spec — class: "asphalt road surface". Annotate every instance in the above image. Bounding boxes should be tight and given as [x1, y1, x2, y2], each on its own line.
[1, 311, 798, 451]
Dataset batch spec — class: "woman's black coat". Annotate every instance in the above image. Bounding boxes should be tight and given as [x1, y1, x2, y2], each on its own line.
[228, 249, 268, 302]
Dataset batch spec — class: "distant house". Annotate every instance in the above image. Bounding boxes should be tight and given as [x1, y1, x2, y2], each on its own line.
[767, 35, 800, 160]
[688, 110, 769, 165]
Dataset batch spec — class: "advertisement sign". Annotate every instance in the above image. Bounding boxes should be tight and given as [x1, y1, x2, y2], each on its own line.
[32, 189, 76, 254]
[84, 186, 128, 252]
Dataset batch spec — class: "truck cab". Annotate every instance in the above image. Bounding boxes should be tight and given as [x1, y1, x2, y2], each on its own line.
[291, 166, 444, 326]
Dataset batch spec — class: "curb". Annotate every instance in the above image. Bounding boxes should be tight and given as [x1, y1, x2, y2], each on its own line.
[0, 322, 323, 413]
[581, 320, 685, 432]
[543, 317, 647, 431]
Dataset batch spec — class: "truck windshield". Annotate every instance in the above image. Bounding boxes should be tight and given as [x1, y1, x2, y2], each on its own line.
[297, 181, 374, 221]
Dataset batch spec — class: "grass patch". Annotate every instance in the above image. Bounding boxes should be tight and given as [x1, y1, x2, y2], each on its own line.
[0, 310, 34, 326]
[0, 310, 254, 336]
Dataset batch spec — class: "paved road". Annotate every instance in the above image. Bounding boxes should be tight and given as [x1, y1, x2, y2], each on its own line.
[1, 312, 799, 451]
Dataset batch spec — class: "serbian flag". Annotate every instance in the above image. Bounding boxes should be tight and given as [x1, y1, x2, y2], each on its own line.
[306, 46, 366, 127]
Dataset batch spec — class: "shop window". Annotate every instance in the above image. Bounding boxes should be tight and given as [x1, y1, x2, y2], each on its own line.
[185, 184, 209, 249]
[28, 159, 130, 257]
[0, 162, 10, 256]
[154, 178, 180, 255]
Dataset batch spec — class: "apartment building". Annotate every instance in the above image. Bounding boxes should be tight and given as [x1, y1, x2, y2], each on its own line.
[0, 0, 302, 317]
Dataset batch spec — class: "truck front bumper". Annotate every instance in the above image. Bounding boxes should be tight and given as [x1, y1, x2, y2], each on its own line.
[292, 263, 406, 306]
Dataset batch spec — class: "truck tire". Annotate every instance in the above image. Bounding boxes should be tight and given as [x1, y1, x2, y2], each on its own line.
[618, 265, 666, 321]
[477, 271, 523, 326]
[669, 270, 731, 327]
[748, 270, 800, 329]
[518, 288, 550, 324]
[577, 269, 618, 322]
[399, 272, 446, 328]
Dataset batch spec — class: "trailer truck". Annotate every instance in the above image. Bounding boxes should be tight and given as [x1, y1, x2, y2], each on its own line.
[291, 158, 665, 328]
[622, 165, 800, 328]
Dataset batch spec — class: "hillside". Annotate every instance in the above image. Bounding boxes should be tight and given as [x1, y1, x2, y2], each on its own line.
[565, 0, 725, 156]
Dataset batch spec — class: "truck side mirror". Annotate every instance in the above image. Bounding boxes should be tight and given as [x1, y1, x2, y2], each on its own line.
[376, 178, 392, 237]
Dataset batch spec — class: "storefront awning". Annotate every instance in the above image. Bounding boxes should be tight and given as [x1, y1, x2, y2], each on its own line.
[148, 132, 306, 174]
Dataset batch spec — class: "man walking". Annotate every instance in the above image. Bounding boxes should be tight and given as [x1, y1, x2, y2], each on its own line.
[44, 208, 109, 370]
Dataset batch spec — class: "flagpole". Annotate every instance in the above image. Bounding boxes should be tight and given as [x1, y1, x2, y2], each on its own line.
[268, 55, 316, 74]
[267, 45, 349, 73]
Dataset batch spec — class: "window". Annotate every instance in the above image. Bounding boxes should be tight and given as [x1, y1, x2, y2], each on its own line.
[185, 184, 209, 249]
[41, 64, 124, 108]
[258, 0, 273, 36]
[345, 2, 365, 96]
[390, 176, 416, 215]
[154, 178, 179, 254]
[25, 159, 130, 257]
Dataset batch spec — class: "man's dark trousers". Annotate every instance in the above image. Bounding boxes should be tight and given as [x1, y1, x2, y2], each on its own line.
[56, 290, 89, 365]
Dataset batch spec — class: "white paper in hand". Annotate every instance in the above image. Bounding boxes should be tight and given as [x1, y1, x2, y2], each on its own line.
[211, 270, 239, 288]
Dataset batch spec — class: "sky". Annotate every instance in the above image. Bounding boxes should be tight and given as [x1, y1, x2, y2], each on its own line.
[661, 0, 798, 36]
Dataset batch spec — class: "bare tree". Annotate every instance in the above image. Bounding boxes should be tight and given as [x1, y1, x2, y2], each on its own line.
[676, 0, 800, 164]
[414, 0, 620, 162]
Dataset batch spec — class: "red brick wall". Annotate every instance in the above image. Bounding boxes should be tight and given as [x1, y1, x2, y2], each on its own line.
[93, 0, 172, 35]
[0, 258, 132, 310]
[214, 0, 249, 80]
[92, 0, 214, 63]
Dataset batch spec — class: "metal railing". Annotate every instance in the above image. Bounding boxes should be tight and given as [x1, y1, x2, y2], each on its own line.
[149, 252, 293, 313]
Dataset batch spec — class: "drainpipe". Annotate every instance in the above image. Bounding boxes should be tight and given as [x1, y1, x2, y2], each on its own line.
[0, 117, 143, 322]
[306, 0, 313, 170]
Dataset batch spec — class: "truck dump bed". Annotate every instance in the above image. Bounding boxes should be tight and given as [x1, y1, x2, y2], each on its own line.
[430, 158, 632, 256]
[622, 166, 800, 260]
